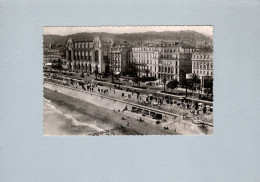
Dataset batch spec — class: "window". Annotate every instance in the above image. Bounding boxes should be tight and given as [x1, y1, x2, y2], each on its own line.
[103, 50, 108, 60]
[95, 51, 99, 61]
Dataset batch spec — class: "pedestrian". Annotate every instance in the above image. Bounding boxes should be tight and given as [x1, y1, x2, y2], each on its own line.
[127, 123, 129, 127]
[114, 90, 115, 94]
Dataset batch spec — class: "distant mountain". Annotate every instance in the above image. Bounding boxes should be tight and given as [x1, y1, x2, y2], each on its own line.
[43, 30, 213, 48]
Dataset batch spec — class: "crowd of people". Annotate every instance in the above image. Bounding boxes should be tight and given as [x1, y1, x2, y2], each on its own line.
[44, 72, 213, 123]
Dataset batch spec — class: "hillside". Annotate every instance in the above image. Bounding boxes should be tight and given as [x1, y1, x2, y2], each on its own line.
[43, 30, 213, 47]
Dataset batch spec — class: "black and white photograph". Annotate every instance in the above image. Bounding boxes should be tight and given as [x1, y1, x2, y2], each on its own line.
[43, 26, 214, 136]
[2, 1, 260, 181]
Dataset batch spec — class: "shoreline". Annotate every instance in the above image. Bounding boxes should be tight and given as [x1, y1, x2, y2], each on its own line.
[44, 88, 178, 136]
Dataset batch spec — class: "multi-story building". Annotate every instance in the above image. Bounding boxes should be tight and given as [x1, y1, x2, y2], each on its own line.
[63, 37, 199, 83]
[109, 44, 131, 75]
[130, 42, 159, 78]
[157, 41, 194, 82]
[191, 48, 213, 87]
[130, 41, 194, 82]
[43, 44, 65, 65]
[65, 36, 110, 73]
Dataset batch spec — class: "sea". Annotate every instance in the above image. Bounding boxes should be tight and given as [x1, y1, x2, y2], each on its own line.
[44, 98, 110, 136]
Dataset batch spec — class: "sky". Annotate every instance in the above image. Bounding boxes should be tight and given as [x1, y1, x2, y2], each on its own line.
[43, 26, 213, 37]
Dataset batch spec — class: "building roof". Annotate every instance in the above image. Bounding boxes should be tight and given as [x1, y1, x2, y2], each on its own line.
[193, 48, 213, 53]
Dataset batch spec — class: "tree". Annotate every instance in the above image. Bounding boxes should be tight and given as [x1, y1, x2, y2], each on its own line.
[204, 79, 213, 98]
[80, 71, 84, 77]
[51, 59, 62, 70]
[166, 79, 179, 93]
[162, 76, 167, 92]
[180, 79, 192, 97]
[94, 70, 98, 80]
[191, 74, 201, 91]
[126, 62, 137, 77]
[145, 69, 150, 77]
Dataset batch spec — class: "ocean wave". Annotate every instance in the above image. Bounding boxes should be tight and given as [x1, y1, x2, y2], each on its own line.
[44, 98, 104, 132]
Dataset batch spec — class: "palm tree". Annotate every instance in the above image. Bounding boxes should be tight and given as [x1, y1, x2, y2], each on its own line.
[111, 71, 114, 83]
[180, 79, 191, 97]
[94, 70, 98, 80]
[191, 74, 201, 91]
[162, 76, 167, 92]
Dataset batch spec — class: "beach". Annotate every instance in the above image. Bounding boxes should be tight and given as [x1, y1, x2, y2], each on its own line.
[44, 88, 177, 135]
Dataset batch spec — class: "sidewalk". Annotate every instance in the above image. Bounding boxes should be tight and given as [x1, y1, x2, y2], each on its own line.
[157, 91, 213, 105]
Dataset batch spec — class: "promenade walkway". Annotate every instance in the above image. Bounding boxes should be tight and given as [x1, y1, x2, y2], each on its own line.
[44, 75, 213, 123]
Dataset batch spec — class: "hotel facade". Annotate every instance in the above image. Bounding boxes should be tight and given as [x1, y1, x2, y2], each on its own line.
[43, 44, 65, 65]
[64, 36, 213, 84]
[65, 36, 110, 73]
[191, 48, 213, 87]
[130, 41, 195, 82]
[109, 44, 131, 75]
